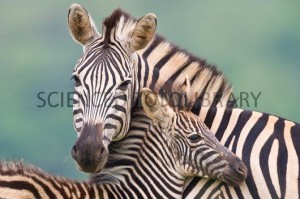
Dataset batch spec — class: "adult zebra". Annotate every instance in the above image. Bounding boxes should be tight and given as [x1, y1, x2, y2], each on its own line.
[67, 4, 300, 199]
[68, 4, 232, 173]
[0, 89, 247, 199]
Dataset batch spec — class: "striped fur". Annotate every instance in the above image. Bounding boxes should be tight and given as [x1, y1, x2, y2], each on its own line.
[67, 5, 300, 198]
[1, 108, 298, 199]
[0, 90, 246, 199]
[183, 107, 300, 199]
[68, 4, 233, 173]
[0, 161, 93, 199]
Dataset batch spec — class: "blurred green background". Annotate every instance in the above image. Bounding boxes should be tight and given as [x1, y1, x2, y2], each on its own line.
[0, 1, 299, 180]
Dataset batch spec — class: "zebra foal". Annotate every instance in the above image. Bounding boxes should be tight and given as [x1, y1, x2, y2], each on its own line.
[0, 88, 247, 199]
[183, 106, 300, 199]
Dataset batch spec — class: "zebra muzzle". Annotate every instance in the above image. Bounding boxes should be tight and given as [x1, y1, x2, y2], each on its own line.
[223, 156, 248, 187]
[71, 123, 108, 173]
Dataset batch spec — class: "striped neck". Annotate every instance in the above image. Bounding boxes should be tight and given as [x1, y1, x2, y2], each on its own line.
[136, 35, 233, 109]
[131, 34, 234, 113]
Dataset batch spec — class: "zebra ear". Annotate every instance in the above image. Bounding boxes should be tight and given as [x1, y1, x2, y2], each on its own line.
[129, 13, 157, 52]
[68, 4, 98, 46]
[141, 88, 175, 128]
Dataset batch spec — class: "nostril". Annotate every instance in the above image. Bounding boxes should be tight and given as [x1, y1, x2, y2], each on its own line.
[234, 162, 247, 178]
[230, 158, 247, 177]
[71, 145, 78, 159]
[73, 146, 77, 153]
[100, 147, 104, 155]
[237, 166, 245, 174]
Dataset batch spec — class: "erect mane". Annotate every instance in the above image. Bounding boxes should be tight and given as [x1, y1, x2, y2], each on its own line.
[102, 9, 133, 46]
[147, 35, 234, 111]
[0, 161, 76, 183]
[101, 9, 234, 110]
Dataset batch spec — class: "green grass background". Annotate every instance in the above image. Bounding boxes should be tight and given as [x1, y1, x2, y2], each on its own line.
[0, 1, 299, 179]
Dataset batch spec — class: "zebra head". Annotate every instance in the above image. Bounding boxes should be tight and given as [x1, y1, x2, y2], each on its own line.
[141, 88, 247, 187]
[68, 4, 157, 173]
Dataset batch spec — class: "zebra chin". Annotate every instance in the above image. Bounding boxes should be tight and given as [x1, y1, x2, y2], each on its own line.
[221, 156, 248, 187]
[72, 147, 109, 173]
[222, 174, 246, 187]
[72, 148, 109, 173]
[75, 155, 108, 173]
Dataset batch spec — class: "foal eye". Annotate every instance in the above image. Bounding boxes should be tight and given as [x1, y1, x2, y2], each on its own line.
[188, 134, 202, 143]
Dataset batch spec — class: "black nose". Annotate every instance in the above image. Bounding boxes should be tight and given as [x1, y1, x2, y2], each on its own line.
[71, 123, 108, 173]
[230, 157, 248, 179]
[71, 143, 107, 160]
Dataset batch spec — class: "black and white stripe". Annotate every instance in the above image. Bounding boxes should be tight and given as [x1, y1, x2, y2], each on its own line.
[68, 4, 233, 173]
[183, 107, 300, 199]
[0, 94, 246, 199]
[70, 7, 232, 142]
[1, 108, 298, 199]
[67, 5, 300, 198]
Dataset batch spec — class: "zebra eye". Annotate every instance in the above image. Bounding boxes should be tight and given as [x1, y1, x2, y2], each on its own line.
[72, 75, 81, 87]
[118, 80, 131, 91]
[188, 134, 202, 143]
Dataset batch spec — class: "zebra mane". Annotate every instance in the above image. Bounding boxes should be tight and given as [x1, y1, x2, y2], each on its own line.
[147, 36, 234, 109]
[0, 160, 117, 186]
[102, 9, 234, 110]
[0, 161, 75, 183]
[102, 9, 131, 46]
[0, 161, 45, 176]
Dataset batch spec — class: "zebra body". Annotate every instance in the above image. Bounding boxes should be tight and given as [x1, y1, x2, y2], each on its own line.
[0, 89, 246, 199]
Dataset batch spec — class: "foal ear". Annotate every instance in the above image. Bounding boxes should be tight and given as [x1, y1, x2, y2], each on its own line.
[129, 13, 157, 52]
[141, 88, 175, 125]
[68, 3, 98, 46]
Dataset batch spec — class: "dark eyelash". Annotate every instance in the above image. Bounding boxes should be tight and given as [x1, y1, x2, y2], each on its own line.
[188, 134, 202, 143]
[118, 80, 131, 91]
[120, 80, 131, 87]
[71, 75, 81, 86]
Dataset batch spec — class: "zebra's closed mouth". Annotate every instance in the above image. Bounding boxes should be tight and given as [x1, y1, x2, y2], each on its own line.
[223, 172, 247, 187]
